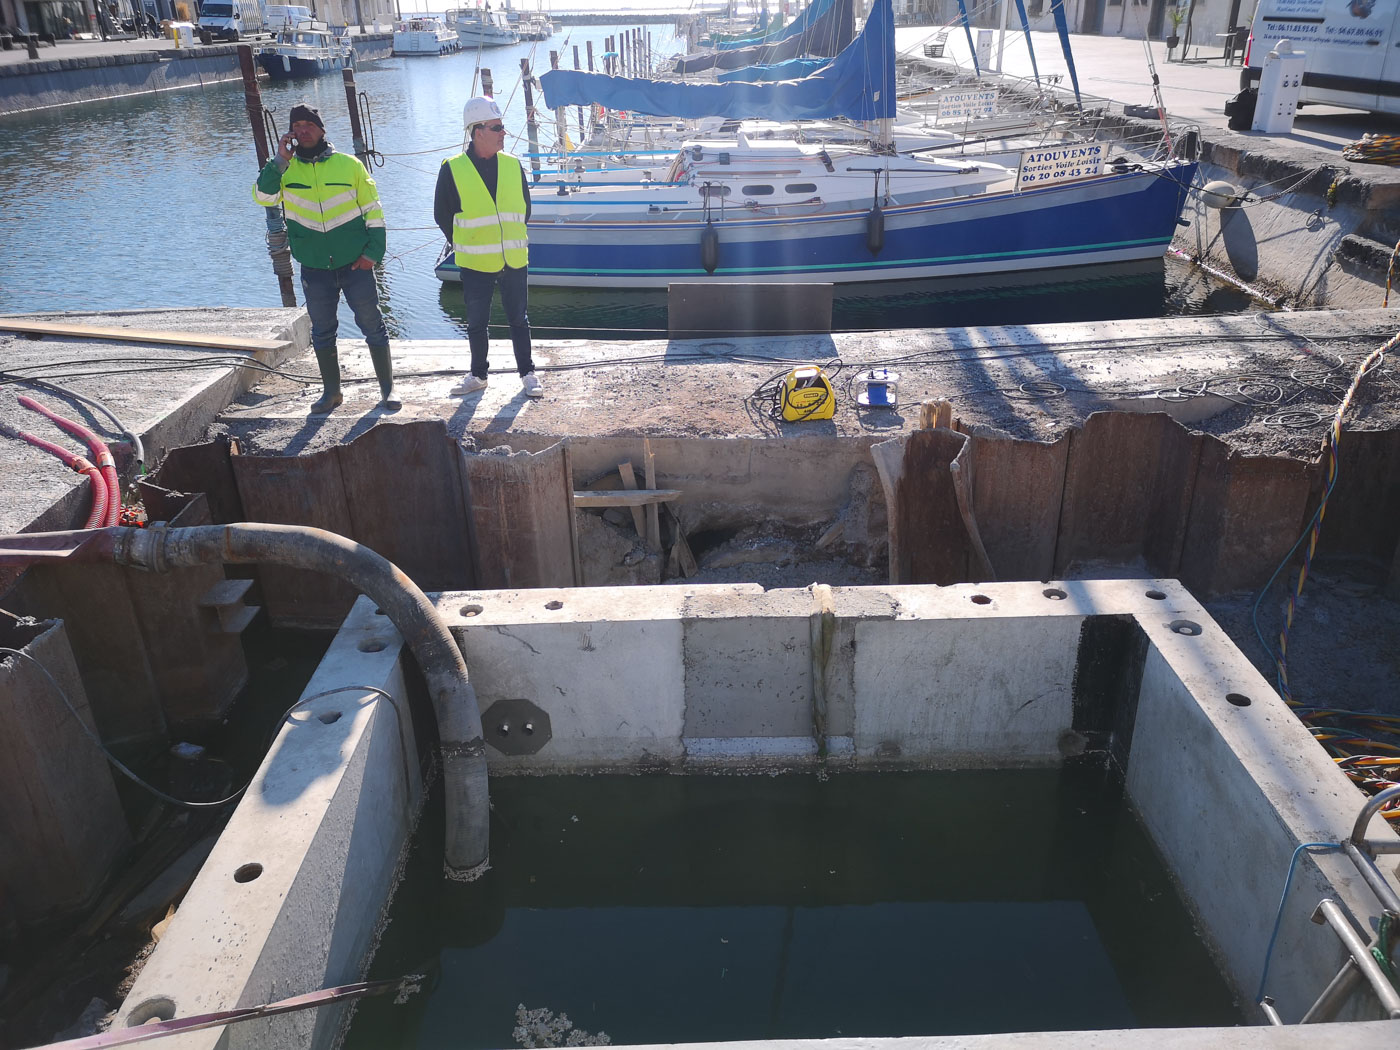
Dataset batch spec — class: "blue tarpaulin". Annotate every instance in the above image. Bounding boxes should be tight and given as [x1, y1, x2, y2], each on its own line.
[715, 0, 832, 49]
[716, 57, 829, 83]
[672, 0, 843, 73]
[540, 0, 896, 122]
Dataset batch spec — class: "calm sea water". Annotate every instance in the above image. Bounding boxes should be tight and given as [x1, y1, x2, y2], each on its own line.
[0, 26, 1254, 339]
[345, 769, 1241, 1048]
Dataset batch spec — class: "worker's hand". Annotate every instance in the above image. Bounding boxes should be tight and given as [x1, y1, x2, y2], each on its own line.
[276, 130, 295, 162]
[351, 255, 375, 270]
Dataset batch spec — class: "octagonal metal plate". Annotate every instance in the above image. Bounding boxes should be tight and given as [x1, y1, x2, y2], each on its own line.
[482, 698, 552, 755]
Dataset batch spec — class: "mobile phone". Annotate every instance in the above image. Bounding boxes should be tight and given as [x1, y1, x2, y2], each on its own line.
[289, 136, 299, 148]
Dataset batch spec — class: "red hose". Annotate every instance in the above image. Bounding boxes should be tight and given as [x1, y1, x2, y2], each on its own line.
[18, 395, 122, 527]
[77, 466, 108, 529]
[10, 426, 109, 529]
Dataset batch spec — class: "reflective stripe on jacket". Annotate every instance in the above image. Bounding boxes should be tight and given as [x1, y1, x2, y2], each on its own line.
[253, 150, 386, 270]
[446, 151, 528, 273]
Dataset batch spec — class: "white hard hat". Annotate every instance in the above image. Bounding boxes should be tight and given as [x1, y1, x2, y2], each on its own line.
[463, 96, 503, 132]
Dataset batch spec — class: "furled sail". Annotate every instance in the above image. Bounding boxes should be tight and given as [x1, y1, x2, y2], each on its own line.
[539, 0, 895, 122]
[714, 0, 833, 50]
[671, 0, 850, 73]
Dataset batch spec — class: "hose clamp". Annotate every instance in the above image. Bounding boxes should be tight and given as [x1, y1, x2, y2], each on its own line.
[117, 521, 169, 573]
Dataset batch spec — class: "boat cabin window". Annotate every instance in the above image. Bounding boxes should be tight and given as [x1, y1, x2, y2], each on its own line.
[785, 183, 818, 194]
[699, 184, 731, 198]
[741, 184, 775, 196]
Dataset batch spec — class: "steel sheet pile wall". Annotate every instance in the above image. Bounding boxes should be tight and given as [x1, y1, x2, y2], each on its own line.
[870, 410, 1387, 597]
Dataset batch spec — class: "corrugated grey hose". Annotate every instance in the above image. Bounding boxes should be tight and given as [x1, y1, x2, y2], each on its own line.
[117, 522, 489, 876]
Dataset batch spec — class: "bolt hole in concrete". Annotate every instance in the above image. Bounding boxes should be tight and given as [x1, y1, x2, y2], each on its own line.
[318, 710, 342, 724]
[233, 863, 263, 884]
[1169, 620, 1203, 636]
[460, 604, 484, 617]
[544, 600, 564, 610]
[970, 594, 992, 605]
[1145, 590, 1167, 601]
[345, 772, 1239, 1047]
[125, 996, 177, 1026]
[1042, 588, 1067, 600]
[1226, 693, 1252, 707]
[358, 638, 388, 653]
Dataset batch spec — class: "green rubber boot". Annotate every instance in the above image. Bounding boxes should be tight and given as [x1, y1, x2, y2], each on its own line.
[310, 344, 343, 415]
[369, 343, 400, 410]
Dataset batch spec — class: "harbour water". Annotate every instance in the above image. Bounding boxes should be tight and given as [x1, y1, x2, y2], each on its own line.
[0, 24, 1256, 340]
[345, 769, 1242, 1048]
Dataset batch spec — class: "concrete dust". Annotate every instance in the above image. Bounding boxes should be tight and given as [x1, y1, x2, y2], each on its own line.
[215, 309, 1400, 461]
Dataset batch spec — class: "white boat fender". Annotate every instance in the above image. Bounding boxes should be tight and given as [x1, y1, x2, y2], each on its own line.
[866, 204, 885, 256]
[1200, 181, 1239, 209]
[701, 221, 720, 274]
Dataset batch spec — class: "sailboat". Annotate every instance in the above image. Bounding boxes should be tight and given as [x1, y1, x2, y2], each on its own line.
[434, 0, 1198, 290]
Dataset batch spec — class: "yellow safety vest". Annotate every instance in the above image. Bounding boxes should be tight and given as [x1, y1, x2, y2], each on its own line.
[446, 151, 528, 273]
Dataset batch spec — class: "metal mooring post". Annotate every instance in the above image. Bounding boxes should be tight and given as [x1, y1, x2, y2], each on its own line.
[520, 57, 541, 183]
[343, 67, 368, 160]
[239, 43, 296, 307]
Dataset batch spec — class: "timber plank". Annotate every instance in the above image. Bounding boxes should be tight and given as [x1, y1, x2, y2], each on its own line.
[573, 489, 682, 508]
[0, 320, 285, 353]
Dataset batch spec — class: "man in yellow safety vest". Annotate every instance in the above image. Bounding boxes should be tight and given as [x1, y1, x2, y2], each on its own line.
[253, 103, 397, 415]
[433, 96, 542, 398]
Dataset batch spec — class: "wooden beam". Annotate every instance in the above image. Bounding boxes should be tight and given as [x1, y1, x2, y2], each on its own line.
[643, 439, 662, 551]
[574, 489, 682, 508]
[616, 460, 646, 536]
[0, 320, 287, 354]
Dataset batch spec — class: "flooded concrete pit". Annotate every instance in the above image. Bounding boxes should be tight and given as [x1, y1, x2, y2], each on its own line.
[2, 304, 1400, 1047]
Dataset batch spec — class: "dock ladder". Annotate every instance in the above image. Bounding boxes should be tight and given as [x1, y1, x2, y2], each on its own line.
[1261, 785, 1400, 1024]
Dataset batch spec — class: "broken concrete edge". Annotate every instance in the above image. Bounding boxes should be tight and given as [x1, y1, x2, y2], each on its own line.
[2, 306, 311, 537]
[111, 601, 419, 1049]
[110, 580, 1400, 1047]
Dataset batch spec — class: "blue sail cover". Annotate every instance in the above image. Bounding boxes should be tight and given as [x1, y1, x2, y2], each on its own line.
[715, 0, 832, 50]
[672, 0, 843, 73]
[716, 57, 829, 83]
[540, 0, 896, 122]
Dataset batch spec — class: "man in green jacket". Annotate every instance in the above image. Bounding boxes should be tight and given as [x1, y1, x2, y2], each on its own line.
[254, 103, 397, 414]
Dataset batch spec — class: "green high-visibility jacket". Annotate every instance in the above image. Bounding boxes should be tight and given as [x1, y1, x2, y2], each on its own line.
[253, 147, 386, 270]
[445, 151, 528, 273]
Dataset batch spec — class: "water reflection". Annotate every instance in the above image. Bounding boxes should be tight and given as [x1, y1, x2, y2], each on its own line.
[0, 29, 1260, 338]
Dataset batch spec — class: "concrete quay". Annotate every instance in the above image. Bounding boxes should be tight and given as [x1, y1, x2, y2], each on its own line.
[0, 30, 392, 115]
[901, 28, 1400, 308]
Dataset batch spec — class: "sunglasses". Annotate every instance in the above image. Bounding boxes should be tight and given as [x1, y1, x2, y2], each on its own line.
[479, 123, 506, 133]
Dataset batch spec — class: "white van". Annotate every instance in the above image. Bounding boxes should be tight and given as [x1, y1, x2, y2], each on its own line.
[200, 0, 263, 40]
[263, 5, 314, 31]
[1241, 0, 1400, 116]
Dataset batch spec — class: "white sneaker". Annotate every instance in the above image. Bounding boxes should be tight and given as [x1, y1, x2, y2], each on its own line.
[521, 372, 544, 398]
[451, 374, 488, 396]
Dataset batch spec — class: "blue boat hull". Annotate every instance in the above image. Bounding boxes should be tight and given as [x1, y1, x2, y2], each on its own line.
[437, 163, 1198, 289]
[257, 51, 351, 79]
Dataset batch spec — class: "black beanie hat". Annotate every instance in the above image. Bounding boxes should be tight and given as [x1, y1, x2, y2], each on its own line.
[289, 103, 324, 129]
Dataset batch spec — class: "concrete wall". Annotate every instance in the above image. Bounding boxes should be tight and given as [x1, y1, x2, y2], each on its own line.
[112, 604, 422, 1048]
[0, 48, 243, 115]
[114, 579, 1400, 1048]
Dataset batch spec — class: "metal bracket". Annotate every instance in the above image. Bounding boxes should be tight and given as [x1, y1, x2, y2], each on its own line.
[481, 699, 552, 756]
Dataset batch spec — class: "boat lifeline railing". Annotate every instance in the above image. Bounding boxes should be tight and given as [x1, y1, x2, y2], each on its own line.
[1259, 784, 1400, 1025]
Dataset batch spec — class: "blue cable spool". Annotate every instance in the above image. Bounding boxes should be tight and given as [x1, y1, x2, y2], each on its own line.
[855, 369, 899, 409]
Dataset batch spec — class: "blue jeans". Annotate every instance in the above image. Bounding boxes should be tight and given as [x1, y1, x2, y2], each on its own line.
[460, 265, 533, 379]
[300, 263, 389, 353]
